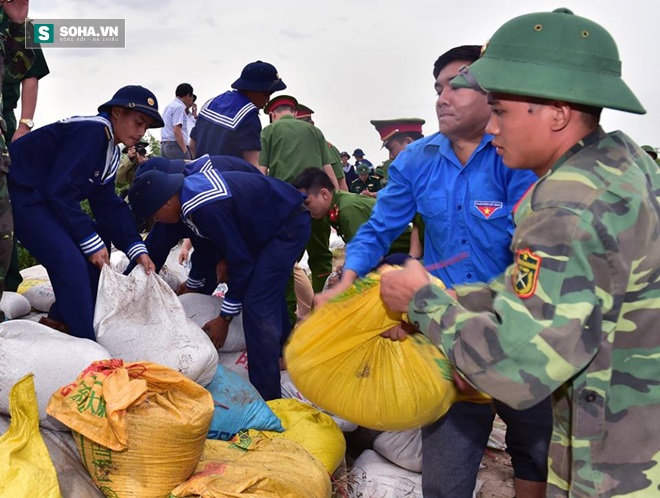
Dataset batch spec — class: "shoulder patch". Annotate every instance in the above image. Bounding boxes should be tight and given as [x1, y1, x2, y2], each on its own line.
[512, 248, 541, 298]
[474, 201, 503, 219]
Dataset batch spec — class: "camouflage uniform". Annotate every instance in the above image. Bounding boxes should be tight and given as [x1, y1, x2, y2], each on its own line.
[0, 15, 34, 316]
[408, 127, 660, 497]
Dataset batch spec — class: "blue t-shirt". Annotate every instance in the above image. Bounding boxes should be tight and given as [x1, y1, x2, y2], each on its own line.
[191, 90, 262, 159]
[344, 132, 537, 286]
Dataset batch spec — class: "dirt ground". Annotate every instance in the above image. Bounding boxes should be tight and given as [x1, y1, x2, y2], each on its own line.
[477, 449, 515, 498]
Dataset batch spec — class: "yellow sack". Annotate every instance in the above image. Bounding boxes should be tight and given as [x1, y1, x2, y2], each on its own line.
[285, 269, 457, 431]
[170, 434, 332, 498]
[16, 277, 48, 294]
[247, 398, 345, 474]
[0, 375, 61, 498]
[47, 359, 214, 498]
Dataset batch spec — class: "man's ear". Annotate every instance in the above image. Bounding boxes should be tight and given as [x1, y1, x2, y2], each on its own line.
[548, 101, 572, 132]
[321, 188, 331, 200]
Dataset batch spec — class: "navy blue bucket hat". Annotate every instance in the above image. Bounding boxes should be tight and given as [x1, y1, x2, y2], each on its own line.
[98, 85, 164, 128]
[135, 156, 186, 178]
[129, 170, 184, 220]
[231, 61, 287, 92]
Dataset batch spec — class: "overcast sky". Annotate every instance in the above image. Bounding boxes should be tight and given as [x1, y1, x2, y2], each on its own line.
[27, 0, 660, 165]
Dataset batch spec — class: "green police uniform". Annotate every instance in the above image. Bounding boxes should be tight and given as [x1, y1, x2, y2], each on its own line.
[349, 174, 382, 195]
[328, 190, 410, 255]
[410, 128, 660, 497]
[261, 112, 334, 295]
[327, 141, 345, 184]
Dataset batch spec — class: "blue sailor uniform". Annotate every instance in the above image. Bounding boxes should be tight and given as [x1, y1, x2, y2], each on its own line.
[179, 169, 310, 400]
[135, 154, 260, 292]
[190, 90, 262, 158]
[8, 114, 148, 340]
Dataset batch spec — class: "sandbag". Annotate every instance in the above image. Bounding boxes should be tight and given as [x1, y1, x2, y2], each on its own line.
[285, 268, 457, 431]
[0, 414, 105, 497]
[0, 375, 61, 498]
[94, 265, 218, 386]
[47, 360, 214, 498]
[170, 435, 332, 498]
[0, 321, 111, 431]
[0, 291, 32, 319]
[248, 398, 346, 474]
[22, 281, 56, 312]
[373, 429, 422, 473]
[206, 364, 283, 441]
[281, 370, 357, 432]
[18, 263, 49, 282]
[109, 250, 129, 273]
[218, 349, 250, 381]
[348, 450, 421, 498]
[179, 293, 246, 352]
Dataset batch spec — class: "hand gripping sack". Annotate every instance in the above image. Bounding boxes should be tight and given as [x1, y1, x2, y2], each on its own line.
[285, 269, 457, 431]
[46, 360, 214, 498]
[94, 265, 218, 386]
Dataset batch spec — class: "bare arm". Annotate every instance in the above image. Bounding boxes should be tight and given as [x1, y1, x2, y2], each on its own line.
[13, 77, 38, 142]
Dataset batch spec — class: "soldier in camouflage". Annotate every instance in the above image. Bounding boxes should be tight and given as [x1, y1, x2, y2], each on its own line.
[380, 8, 660, 498]
[0, 1, 35, 320]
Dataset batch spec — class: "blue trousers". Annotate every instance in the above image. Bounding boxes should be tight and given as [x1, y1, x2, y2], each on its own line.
[421, 398, 552, 497]
[242, 210, 310, 400]
[12, 201, 107, 341]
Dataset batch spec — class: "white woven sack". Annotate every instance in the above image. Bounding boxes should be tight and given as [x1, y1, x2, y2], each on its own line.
[178, 293, 246, 352]
[217, 350, 250, 381]
[373, 429, 422, 473]
[348, 450, 422, 498]
[93, 265, 218, 387]
[0, 291, 32, 319]
[0, 321, 111, 430]
[22, 281, 56, 312]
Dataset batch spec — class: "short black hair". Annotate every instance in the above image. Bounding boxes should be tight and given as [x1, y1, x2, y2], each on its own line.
[175, 83, 193, 97]
[292, 167, 335, 195]
[433, 45, 482, 79]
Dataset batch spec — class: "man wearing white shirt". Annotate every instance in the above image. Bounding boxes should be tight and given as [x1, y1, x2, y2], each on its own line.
[161, 83, 194, 159]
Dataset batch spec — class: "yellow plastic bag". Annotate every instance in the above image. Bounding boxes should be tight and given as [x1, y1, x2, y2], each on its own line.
[170, 435, 332, 498]
[47, 359, 214, 498]
[0, 375, 61, 498]
[248, 398, 346, 474]
[285, 269, 457, 431]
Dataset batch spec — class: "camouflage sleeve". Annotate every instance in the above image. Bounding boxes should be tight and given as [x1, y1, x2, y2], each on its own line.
[408, 205, 604, 410]
[4, 19, 36, 81]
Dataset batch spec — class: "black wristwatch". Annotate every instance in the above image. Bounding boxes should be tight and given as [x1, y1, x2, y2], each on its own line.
[219, 312, 233, 323]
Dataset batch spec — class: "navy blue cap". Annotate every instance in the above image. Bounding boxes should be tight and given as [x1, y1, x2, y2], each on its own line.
[340, 151, 350, 158]
[128, 170, 184, 220]
[353, 148, 365, 157]
[135, 156, 186, 178]
[98, 85, 164, 128]
[231, 60, 287, 92]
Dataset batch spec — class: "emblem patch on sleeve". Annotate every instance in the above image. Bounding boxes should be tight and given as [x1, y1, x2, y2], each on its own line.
[512, 248, 541, 298]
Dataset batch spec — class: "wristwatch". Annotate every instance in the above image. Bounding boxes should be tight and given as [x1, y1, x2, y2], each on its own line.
[219, 312, 233, 323]
[19, 118, 34, 129]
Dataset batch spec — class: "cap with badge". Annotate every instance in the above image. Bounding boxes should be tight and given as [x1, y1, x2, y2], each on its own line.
[296, 103, 314, 120]
[356, 163, 371, 175]
[264, 95, 298, 114]
[370, 118, 425, 147]
[232, 60, 287, 93]
[98, 85, 164, 128]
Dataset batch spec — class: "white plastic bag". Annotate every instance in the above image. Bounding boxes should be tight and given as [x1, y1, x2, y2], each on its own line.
[0, 321, 111, 430]
[93, 265, 218, 386]
[178, 293, 246, 352]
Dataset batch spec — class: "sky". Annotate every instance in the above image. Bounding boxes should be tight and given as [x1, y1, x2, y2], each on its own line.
[25, 0, 660, 165]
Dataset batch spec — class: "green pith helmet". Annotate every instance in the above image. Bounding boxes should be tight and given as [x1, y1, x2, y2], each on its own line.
[451, 8, 645, 114]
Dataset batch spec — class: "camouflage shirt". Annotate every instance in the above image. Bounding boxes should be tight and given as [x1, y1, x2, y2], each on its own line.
[408, 127, 660, 497]
[0, 14, 35, 168]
